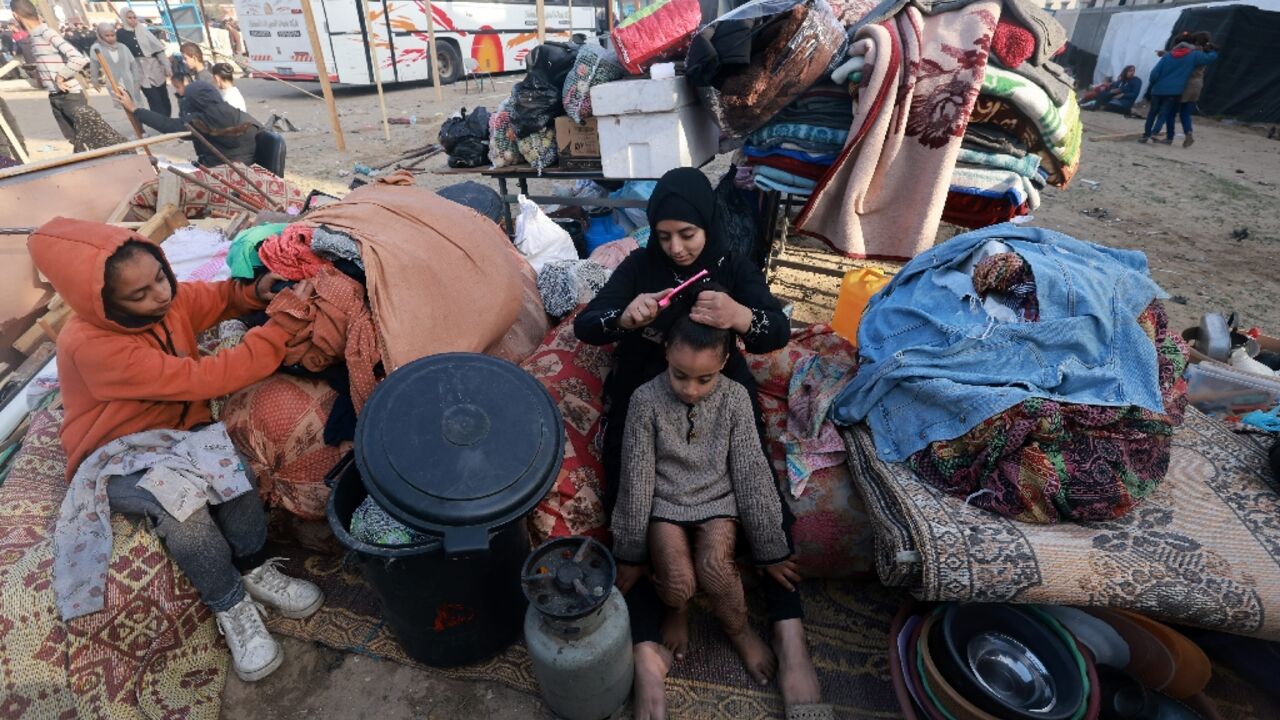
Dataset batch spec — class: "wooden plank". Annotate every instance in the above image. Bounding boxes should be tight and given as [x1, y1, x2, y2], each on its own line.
[12, 307, 70, 356]
[156, 170, 182, 212]
[137, 204, 189, 244]
[0, 133, 189, 181]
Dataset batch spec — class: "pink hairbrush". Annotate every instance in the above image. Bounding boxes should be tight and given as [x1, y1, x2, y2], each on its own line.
[658, 269, 710, 309]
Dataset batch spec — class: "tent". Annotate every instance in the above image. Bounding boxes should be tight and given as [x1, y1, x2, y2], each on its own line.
[1170, 5, 1280, 122]
[1093, 0, 1280, 84]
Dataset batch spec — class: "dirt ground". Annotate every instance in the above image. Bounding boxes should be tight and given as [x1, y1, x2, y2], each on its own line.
[3, 75, 1279, 719]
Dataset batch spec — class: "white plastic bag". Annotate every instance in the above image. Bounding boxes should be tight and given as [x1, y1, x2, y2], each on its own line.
[514, 195, 579, 272]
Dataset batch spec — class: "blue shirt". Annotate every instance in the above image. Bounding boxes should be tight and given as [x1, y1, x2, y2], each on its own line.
[829, 224, 1168, 462]
[1148, 48, 1217, 97]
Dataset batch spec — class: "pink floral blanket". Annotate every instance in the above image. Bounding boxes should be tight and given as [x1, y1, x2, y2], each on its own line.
[797, 1, 999, 260]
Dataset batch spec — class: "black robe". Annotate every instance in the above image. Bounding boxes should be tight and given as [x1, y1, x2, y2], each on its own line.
[574, 184, 789, 510]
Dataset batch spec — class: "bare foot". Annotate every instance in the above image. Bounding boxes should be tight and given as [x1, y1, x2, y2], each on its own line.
[728, 626, 777, 685]
[633, 641, 673, 720]
[661, 606, 690, 661]
[774, 619, 822, 705]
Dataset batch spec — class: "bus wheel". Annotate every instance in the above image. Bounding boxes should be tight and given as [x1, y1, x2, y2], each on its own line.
[436, 42, 463, 85]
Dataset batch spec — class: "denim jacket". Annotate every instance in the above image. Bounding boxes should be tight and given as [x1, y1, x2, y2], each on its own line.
[830, 224, 1168, 462]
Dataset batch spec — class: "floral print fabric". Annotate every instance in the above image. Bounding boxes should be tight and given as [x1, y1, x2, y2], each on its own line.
[908, 295, 1189, 524]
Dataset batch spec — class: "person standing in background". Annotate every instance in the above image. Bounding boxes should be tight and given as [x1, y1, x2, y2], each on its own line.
[116, 7, 173, 117]
[210, 62, 246, 111]
[1175, 32, 1217, 148]
[89, 22, 144, 107]
[9, 0, 90, 142]
[1140, 33, 1217, 145]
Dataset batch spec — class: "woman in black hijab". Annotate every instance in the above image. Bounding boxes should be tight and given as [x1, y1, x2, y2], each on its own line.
[576, 168, 827, 720]
[115, 80, 260, 167]
[577, 167, 789, 487]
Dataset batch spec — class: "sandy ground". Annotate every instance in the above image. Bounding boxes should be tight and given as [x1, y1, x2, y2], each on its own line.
[3, 76, 1279, 719]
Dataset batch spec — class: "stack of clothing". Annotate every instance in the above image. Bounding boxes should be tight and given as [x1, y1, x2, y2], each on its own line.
[742, 83, 853, 197]
[944, 11, 1083, 227]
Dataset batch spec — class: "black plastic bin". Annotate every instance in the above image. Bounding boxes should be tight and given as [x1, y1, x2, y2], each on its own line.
[326, 353, 565, 667]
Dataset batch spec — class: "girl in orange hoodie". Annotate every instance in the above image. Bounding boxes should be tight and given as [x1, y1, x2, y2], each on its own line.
[28, 217, 323, 683]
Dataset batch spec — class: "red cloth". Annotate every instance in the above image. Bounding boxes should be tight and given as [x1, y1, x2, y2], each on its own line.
[610, 0, 702, 75]
[258, 224, 331, 280]
[747, 155, 830, 182]
[942, 190, 1028, 228]
[992, 17, 1035, 69]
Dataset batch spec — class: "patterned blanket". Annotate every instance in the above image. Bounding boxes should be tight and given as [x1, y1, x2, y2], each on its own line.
[0, 406, 227, 719]
[844, 407, 1280, 640]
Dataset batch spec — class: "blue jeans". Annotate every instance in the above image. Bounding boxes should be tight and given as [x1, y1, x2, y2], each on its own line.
[1144, 95, 1180, 140]
[1179, 101, 1196, 134]
[107, 466, 269, 612]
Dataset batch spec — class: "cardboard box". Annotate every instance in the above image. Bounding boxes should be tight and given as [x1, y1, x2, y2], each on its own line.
[555, 116, 602, 161]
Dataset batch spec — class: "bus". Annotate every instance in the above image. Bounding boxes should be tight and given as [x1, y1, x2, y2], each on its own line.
[232, 0, 599, 86]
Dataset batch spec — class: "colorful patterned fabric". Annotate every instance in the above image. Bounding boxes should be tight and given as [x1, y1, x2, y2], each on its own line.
[971, 250, 1039, 321]
[968, 94, 1081, 187]
[748, 325, 876, 578]
[130, 164, 305, 219]
[521, 312, 615, 546]
[0, 406, 227, 719]
[54, 422, 253, 620]
[908, 300, 1189, 523]
[222, 374, 344, 521]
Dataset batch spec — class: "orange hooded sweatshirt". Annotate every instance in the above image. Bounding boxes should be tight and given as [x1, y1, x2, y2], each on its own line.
[28, 218, 292, 479]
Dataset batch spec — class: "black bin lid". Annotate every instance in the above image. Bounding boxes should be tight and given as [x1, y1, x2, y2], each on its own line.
[354, 353, 564, 556]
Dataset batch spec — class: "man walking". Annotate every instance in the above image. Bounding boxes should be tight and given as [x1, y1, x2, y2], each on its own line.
[10, 0, 90, 142]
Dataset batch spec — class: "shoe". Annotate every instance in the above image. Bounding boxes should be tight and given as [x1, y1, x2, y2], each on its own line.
[1183, 133, 1195, 148]
[216, 597, 283, 682]
[1139, 136, 1150, 143]
[243, 557, 324, 619]
[1163, 136, 1175, 145]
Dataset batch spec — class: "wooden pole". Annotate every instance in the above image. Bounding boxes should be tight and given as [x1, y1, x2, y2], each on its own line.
[536, 0, 546, 43]
[567, 0, 573, 36]
[196, 0, 219, 61]
[0, 132, 189, 180]
[362, 0, 391, 141]
[0, 112, 29, 164]
[95, 50, 154, 158]
[607, 0, 614, 33]
[299, 0, 346, 152]
[424, 0, 443, 102]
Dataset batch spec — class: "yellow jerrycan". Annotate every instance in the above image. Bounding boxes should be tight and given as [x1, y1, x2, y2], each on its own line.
[831, 267, 891, 344]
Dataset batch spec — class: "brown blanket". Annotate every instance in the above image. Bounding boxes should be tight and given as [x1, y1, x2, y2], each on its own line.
[302, 183, 545, 370]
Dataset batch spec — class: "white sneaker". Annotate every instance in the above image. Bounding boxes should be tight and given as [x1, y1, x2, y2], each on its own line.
[216, 597, 283, 682]
[243, 557, 324, 619]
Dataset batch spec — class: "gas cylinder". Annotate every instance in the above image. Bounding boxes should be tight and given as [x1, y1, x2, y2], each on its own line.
[522, 537, 633, 720]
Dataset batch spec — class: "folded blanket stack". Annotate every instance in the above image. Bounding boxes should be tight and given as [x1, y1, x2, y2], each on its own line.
[744, 84, 854, 196]
[941, 7, 1082, 228]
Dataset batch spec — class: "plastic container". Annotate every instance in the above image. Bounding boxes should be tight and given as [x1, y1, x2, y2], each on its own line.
[830, 267, 891, 343]
[1185, 362, 1280, 417]
[595, 105, 719, 179]
[327, 353, 565, 667]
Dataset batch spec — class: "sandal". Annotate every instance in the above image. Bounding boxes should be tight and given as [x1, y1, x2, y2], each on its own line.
[786, 703, 834, 720]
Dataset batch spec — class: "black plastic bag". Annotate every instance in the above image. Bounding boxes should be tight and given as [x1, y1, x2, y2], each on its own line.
[509, 79, 564, 139]
[714, 165, 764, 267]
[525, 42, 578, 89]
[439, 106, 491, 168]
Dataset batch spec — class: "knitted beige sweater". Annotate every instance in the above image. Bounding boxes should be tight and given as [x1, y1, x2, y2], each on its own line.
[611, 374, 790, 565]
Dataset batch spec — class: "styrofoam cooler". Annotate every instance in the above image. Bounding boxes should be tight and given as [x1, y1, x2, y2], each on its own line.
[590, 76, 719, 179]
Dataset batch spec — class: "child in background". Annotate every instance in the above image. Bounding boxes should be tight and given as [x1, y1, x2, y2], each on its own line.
[1142, 32, 1217, 144]
[211, 61, 246, 111]
[180, 40, 212, 83]
[611, 314, 797, 684]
